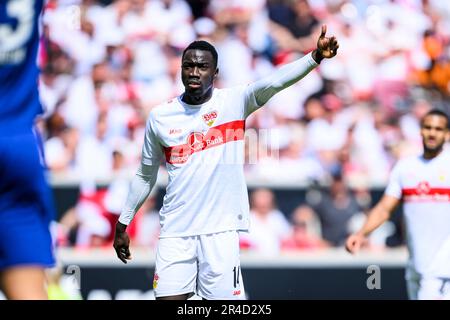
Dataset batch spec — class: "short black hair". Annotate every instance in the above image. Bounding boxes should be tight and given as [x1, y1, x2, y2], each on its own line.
[422, 109, 450, 129]
[182, 40, 218, 68]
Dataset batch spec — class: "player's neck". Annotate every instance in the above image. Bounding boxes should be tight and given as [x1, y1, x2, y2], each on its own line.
[182, 90, 213, 105]
[423, 147, 444, 160]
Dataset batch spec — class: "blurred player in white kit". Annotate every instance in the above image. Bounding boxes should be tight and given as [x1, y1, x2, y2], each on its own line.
[346, 109, 450, 300]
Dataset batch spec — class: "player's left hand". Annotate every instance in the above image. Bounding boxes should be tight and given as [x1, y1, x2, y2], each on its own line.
[113, 222, 132, 264]
[313, 24, 339, 62]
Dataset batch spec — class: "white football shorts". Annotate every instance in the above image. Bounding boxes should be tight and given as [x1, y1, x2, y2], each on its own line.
[153, 230, 245, 300]
[407, 269, 450, 300]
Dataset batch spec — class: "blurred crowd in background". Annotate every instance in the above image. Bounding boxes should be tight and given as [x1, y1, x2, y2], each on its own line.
[38, 0, 450, 251]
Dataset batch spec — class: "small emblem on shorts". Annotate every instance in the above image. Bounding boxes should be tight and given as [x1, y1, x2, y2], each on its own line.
[233, 290, 241, 296]
[153, 273, 159, 289]
[202, 110, 218, 127]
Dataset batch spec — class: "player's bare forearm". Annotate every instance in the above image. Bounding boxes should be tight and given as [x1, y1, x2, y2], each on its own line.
[357, 195, 399, 237]
[357, 208, 390, 238]
[346, 195, 398, 254]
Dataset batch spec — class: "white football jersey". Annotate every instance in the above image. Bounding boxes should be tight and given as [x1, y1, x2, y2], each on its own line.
[385, 150, 450, 277]
[118, 52, 318, 237]
[142, 85, 261, 238]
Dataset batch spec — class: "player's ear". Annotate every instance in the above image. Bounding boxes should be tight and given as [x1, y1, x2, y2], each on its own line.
[214, 68, 219, 78]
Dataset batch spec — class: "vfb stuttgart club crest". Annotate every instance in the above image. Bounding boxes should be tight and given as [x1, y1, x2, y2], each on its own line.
[153, 273, 159, 289]
[202, 110, 218, 127]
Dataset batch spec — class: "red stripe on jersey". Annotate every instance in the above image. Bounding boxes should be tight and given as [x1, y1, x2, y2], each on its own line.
[164, 120, 245, 164]
[402, 188, 450, 202]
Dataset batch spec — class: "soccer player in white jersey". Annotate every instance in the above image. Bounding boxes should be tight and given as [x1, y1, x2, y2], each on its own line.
[346, 109, 450, 300]
[113, 25, 339, 300]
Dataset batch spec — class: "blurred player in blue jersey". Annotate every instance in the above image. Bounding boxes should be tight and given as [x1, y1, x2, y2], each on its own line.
[0, 0, 55, 299]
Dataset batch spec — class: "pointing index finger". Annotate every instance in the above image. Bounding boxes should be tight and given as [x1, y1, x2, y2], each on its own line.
[320, 24, 327, 38]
